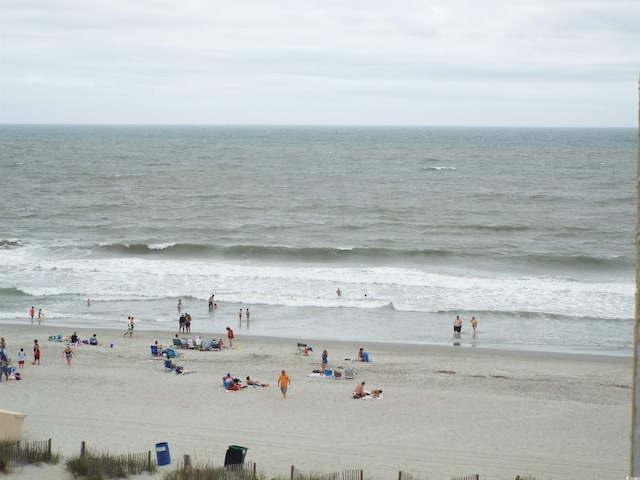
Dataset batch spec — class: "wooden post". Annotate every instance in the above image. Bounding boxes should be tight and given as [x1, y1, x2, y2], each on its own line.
[184, 454, 191, 468]
[398, 471, 402, 480]
[252, 462, 256, 477]
[290, 464, 295, 480]
[48, 438, 52, 457]
[633, 75, 640, 476]
[80, 441, 86, 457]
[147, 450, 152, 470]
[359, 468, 363, 480]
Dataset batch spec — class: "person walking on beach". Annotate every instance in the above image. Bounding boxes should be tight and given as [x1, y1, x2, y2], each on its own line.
[226, 327, 234, 348]
[62, 345, 76, 368]
[453, 316, 462, 338]
[278, 369, 291, 398]
[29, 306, 35, 324]
[18, 348, 25, 368]
[470, 316, 478, 333]
[32, 339, 40, 365]
[321, 349, 328, 375]
[124, 317, 134, 338]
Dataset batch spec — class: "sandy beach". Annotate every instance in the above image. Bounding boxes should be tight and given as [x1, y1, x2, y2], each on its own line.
[0, 324, 632, 480]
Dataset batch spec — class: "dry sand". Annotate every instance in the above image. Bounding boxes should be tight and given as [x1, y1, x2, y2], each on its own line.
[0, 324, 632, 479]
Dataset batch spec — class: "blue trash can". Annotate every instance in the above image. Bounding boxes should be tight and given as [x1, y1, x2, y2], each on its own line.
[155, 442, 170, 466]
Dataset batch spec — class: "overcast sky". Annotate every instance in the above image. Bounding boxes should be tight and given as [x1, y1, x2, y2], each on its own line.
[1, 0, 638, 127]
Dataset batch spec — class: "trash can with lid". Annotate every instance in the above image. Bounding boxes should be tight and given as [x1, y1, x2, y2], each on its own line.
[224, 445, 248, 466]
[155, 442, 171, 466]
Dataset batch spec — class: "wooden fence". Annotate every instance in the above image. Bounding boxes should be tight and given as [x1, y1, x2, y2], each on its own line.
[291, 466, 364, 480]
[79, 441, 154, 477]
[398, 473, 479, 480]
[0, 439, 53, 468]
[1, 438, 483, 480]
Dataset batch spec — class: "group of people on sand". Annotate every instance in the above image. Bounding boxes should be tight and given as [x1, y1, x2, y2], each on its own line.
[453, 315, 478, 337]
[0, 334, 92, 374]
[222, 372, 270, 391]
[319, 347, 372, 374]
[352, 381, 382, 399]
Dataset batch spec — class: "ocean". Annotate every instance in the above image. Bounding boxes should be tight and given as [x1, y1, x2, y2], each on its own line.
[0, 125, 636, 355]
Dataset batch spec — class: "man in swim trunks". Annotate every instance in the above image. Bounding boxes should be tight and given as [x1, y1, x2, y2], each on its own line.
[453, 316, 462, 337]
[353, 381, 366, 398]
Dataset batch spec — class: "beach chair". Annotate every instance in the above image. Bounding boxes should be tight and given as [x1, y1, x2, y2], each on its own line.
[344, 368, 355, 380]
[333, 368, 343, 380]
[150, 345, 160, 356]
[180, 338, 189, 349]
[210, 340, 222, 351]
[324, 368, 333, 379]
[164, 348, 181, 359]
[172, 338, 182, 349]
[296, 343, 308, 355]
[186, 338, 195, 349]
[164, 359, 174, 371]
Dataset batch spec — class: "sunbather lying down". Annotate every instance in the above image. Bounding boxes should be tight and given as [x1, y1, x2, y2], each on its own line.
[166, 361, 195, 375]
[246, 376, 269, 387]
[174, 365, 195, 375]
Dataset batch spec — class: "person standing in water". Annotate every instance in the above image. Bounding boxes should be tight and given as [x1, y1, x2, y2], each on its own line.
[453, 316, 462, 337]
[470, 316, 478, 333]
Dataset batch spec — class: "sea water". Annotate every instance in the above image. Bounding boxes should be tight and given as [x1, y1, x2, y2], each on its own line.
[0, 125, 636, 355]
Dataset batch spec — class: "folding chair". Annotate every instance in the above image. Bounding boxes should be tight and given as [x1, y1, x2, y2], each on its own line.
[344, 368, 355, 380]
[296, 343, 308, 355]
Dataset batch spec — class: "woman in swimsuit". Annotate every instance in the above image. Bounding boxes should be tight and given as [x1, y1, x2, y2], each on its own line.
[62, 345, 76, 368]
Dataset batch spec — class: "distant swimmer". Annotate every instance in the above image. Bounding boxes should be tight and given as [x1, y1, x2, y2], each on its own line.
[336, 288, 342, 296]
[246, 308, 250, 322]
[453, 316, 462, 338]
[87, 299, 91, 306]
[239, 308, 243, 322]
